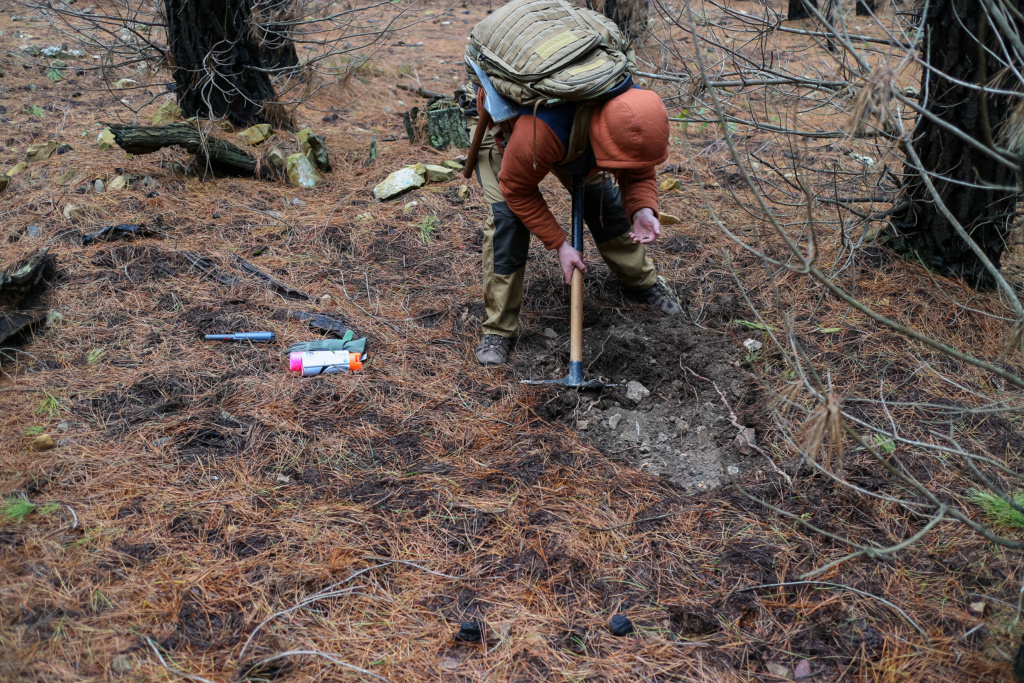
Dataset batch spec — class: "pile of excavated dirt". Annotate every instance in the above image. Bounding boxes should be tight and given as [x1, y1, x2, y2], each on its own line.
[518, 311, 766, 490]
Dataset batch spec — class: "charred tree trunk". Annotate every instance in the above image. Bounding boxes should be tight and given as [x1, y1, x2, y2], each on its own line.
[787, 0, 817, 20]
[164, 0, 286, 126]
[255, 0, 300, 71]
[602, 0, 647, 40]
[855, 0, 875, 16]
[888, 0, 1023, 289]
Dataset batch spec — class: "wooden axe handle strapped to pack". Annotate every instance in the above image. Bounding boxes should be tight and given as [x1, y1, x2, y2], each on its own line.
[463, 109, 492, 179]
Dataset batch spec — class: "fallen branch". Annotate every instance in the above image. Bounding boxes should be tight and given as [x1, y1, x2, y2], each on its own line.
[106, 123, 276, 178]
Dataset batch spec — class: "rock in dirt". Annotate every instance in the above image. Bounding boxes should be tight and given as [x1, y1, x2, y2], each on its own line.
[97, 127, 115, 150]
[968, 601, 986, 617]
[32, 434, 55, 451]
[373, 166, 426, 200]
[733, 427, 756, 455]
[743, 338, 762, 352]
[609, 614, 634, 636]
[403, 200, 419, 214]
[25, 140, 58, 162]
[107, 175, 128, 191]
[542, 327, 558, 339]
[766, 663, 791, 679]
[7, 162, 28, 177]
[458, 184, 470, 200]
[660, 212, 681, 225]
[63, 204, 85, 222]
[455, 621, 482, 643]
[794, 660, 811, 680]
[659, 178, 681, 192]
[608, 414, 622, 430]
[442, 159, 464, 170]
[0, 175, 8, 193]
[286, 153, 321, 188]
[239, 124, 274, 146]
[625, 380, 650, 404]
[425, 164, 456, 182]
[110, 654, 132, 674]
[267, 147, 286, 171]
[298, 128, 331, 173]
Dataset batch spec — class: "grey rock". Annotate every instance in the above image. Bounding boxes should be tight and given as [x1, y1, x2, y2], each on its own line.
[150, 437, 171, 447]
[727, 465, 740, 476]
[286, 153, 320, 188]
[110, 654, 132, 674]
[542, 327, 558, 339]
[140, 176, 159, 190]
[56, 422, 69, 433]
[25, 83, 37, 91]
[373, 166, 425, 201]
[290, 197, 307, 207]
[26, 225, 42, 238]
[696, 425, 711, 447]
[93, 178, 104, 193]
[625, 380, 650, 404]
[424, 164, 455, 182]
[576, 420, 589, 431]
[607, 413, 623, 430]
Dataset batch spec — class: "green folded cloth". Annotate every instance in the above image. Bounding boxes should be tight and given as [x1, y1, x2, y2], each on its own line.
[286, 331, 367, 355]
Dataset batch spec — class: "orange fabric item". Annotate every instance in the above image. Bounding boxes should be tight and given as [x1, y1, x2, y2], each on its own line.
[491, 88, 668, 251]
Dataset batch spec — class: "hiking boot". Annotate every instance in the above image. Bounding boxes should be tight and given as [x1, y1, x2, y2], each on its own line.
[634, 276, 683, 316]
[475, 334, 511, 365]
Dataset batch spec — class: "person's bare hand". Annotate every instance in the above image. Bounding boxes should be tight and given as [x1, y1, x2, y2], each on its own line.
[556, 241, 587, 284]
[629, 208, 661, 244]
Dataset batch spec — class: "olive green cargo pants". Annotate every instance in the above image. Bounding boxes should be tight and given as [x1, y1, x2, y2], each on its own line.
[472, 121, 657, 339]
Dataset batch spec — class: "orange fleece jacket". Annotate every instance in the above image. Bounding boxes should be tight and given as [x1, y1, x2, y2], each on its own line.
[485, 89, 667, 251]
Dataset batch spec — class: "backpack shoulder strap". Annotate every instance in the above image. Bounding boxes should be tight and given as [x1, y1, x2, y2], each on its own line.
[562, 104, 595, 166]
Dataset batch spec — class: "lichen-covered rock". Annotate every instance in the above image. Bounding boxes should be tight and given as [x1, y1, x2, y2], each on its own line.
[7, 162, 28, 176]
[97, 128, 115, 151]
[238, 124, 273, 146]
[25, 140, 58, 162]
[0, 175, 9, 193]
[286, 153, 321, 188]
[373, 167, 426, 201]
[107, 175, 128, 191]
[152, 100, 183, 124]
[62, 204, 85, 222]
[424, 164, 455, 182]
[660, 213, 680, 225]
[298, 128, 331, 173]
[442, 160, 464, 170]
[658, 178, 680, 192]
[267, 147, 286, 171]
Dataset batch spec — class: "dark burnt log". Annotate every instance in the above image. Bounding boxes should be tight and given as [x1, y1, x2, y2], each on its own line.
[105, 123, 275, 179]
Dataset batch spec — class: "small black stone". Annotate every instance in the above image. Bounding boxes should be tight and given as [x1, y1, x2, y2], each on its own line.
[455, 621, 481, 643]
[609, 614, 634, 636]
[56, 144, 73, 155]
[147, 192, 158, 198]
[212, 212, 221, 219]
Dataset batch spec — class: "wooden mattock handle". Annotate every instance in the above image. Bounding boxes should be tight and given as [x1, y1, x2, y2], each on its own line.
[570, 268, 583, 363]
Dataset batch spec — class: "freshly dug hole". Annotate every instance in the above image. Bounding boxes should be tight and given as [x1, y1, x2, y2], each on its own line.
[522, 316, 763, 489]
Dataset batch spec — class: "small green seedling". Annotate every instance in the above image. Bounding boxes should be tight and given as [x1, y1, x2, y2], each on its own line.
[1, 497, 59, 523]
[419, 215, 440, 244]
[968, 490, 1024, 530]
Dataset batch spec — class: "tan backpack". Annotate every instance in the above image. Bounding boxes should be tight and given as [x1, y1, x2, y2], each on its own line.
[465, 0, 637, 107]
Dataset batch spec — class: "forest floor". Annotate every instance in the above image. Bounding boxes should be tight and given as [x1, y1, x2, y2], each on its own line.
[1, 0, 1023, 681]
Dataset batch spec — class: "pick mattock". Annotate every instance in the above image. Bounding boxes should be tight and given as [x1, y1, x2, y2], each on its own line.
[522, 175, 616, 390]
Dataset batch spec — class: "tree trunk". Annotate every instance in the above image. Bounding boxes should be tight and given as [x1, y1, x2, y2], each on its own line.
[787, 0, 817, 21]
[163, 0, 283, 126]
[255, 0, 299, 72]
[855, 0, 875, 16]
[602, 0, 647, 40]
[888, 0, 1023, 289]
